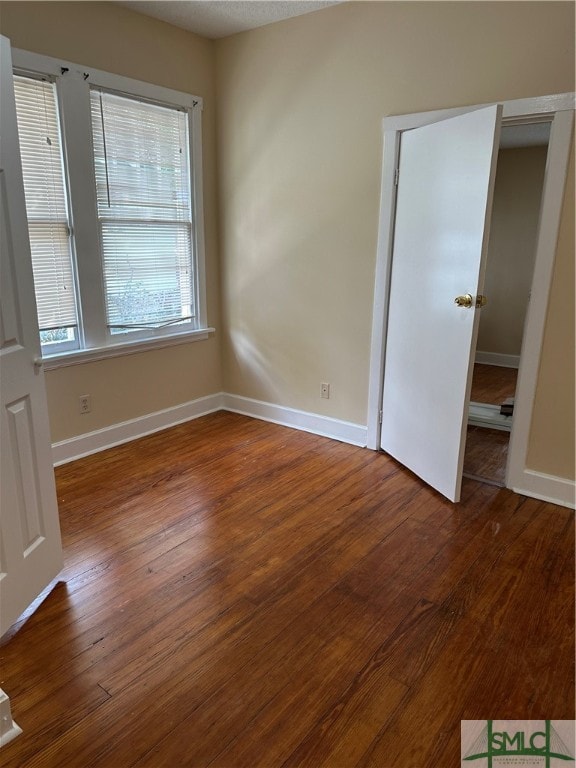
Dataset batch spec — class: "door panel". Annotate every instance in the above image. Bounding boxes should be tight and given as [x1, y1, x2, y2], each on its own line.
[380, 105, 502, 501]
[0, 35, 63, 637]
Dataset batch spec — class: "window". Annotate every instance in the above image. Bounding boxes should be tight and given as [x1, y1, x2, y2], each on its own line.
[13, 75, 79, 354]
[90, 90, 194, 335]
[12, 51, 208, 364]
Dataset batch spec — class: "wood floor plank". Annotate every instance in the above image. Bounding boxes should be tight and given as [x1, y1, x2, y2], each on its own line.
[470, 363, 518, 404]
[275, 500, 547, 766]
[0, 412, 572, 768]
[358, 501, 574, 767]
[463, 425, 510, 485]
[134, 591, 375, 767]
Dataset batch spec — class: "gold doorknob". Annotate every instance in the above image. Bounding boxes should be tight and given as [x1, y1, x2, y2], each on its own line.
[455, 294, 473, 308]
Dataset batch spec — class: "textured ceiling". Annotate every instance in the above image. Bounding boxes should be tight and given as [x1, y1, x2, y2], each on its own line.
[119, 2, 550, 149]
[119, 1, 343, 39]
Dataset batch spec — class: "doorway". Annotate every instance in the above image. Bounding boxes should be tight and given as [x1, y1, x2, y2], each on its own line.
[367, 93, 574, 504]
[464, 123, 550, 487]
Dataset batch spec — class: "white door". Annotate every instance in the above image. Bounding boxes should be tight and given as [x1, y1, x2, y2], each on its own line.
[380, 105, 502, 502]
[0, 35, 63, 637]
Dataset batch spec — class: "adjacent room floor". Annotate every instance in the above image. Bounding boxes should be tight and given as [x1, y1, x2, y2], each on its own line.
[1, 412, 573, 767]
[469, 362, 518, 405]
[465, 363, 519, 486]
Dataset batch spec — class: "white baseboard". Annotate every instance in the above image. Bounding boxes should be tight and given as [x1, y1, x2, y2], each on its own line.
[52, 395, 572, 510]
[52, 393, 225, 465]
[222, 394, 367, 447]
[52, 392, 367, 465]
[475, 351, 520, 368]
[511, 469, 575, 509]
[0, 689, 22, 746]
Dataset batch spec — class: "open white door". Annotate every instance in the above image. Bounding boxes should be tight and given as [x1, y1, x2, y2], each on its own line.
[380, 105, 502, 502]
[0, 35, 63, 637]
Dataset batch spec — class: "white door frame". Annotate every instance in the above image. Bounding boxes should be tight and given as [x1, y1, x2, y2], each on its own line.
[367, 93, 575, 506]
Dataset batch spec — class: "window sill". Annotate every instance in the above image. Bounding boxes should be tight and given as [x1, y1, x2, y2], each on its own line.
[42, 327, 215, 370]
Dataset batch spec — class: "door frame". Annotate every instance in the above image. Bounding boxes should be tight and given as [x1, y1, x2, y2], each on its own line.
[367, 93, 575, 505]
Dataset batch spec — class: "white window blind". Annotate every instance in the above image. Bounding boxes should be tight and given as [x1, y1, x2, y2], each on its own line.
[13, 75, 78, 348]
[90, 89, 194, 334]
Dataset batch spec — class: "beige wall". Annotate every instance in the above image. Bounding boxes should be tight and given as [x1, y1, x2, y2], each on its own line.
[527, 142, 575, 479]
[0, 2, 222, 442]
[216, 1, 575, 477]
[1, 1, 574, 481]
[478, 146, 548, 357]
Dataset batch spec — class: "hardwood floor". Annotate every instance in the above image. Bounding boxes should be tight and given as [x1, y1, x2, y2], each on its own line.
[463, 426, 510, 487]
[466, 364, 518, 485]
[470, 363, 518, 405]
[1, 412, 573, 767]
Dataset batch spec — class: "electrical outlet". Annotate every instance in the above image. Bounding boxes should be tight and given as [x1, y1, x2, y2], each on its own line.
[320, 382, 330, 399]
[79, 394, 91, 414]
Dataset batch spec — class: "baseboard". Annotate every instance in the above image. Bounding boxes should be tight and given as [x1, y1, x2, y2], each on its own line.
[475, 351, 520, 368]
[0, 689, 22, 746]
[52, 393, 367, 465]
[222, 394, 367, 447]
[52, 393, 225, 465]
[511, 469, 575, 509]
[50, 394, 573, 508]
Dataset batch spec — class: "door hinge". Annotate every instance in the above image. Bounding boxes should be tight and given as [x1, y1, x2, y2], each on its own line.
[379, 409, 383, 424]
[394, 168, 399, 186]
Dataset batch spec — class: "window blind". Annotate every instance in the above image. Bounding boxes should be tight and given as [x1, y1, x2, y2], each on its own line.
[90, 90, 194, 332]
[13, 75, 78, 341]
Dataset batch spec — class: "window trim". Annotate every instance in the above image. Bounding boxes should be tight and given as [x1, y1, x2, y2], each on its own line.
[12, 48, 209, 363]
[12, 72, 81, 356]
[42, 327, 215, 370]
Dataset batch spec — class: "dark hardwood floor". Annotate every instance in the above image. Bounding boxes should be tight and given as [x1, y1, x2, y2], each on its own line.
[1, 412, 573, 767]
[463, 426, 510, 487]
[470, 363, 518, 405]
[465, 364, 518, 485]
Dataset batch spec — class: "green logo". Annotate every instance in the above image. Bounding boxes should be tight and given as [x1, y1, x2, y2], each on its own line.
[463, 720, 574, 767]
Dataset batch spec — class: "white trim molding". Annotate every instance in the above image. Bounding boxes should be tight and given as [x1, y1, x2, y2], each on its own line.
[12, 47, 209, 359]
[43, 328, 215, 370]
[222, 394, 367, 447]
[12, 48, 202, 111]
[505, 105, 574, 500]
[511, 470, 575, 510]
[52, 394, 367, 465]
[475, 351, 520, 368]
[367, 92, 575, 508]
[52, 393, 224, 465]
[0, 689, 22, 746]
[51, 395, 576, 509]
